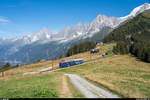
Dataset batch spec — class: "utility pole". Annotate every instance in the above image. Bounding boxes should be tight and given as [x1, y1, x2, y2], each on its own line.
[1, 57, 5, 77]
[52, 58, 53, 70]
[90, 51, 91, 61]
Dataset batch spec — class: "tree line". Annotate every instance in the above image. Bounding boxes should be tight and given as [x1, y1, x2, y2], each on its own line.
[66, 41, 96, 57]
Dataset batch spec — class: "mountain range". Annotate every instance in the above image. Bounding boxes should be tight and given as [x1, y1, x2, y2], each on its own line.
[0, 3, 150, 65]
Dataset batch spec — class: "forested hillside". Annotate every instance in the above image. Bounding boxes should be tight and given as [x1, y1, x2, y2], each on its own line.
[103, 12, 150, 62]
[66, 41, 96, 57]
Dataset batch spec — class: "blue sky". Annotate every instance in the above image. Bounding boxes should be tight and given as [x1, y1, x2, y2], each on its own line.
[0, 0, 148, 38]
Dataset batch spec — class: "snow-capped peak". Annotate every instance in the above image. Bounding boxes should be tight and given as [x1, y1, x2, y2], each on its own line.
[1, 3, 150, 45]
[28, 27, 58, 43]
[130, 3, 150, 16]
[0, 27, 58, 45]
[120, 3, 150, 20]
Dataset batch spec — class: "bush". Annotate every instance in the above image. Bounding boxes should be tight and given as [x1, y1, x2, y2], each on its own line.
[33, 88, 59, 98]
[3, 63, 11, 68]
[37, 59, 41, 62]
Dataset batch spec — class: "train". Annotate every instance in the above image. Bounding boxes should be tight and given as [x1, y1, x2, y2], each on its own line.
[59, 58, 83, 68]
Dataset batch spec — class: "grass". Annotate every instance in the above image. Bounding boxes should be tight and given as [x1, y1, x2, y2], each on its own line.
[0, 70, 85, 98]
[140, 75, 150, 79]
[0, 72, 62, 98]
[0, 66, 19, 72]
[58, 55, 150, 98]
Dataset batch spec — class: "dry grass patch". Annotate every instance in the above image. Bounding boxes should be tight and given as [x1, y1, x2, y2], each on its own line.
[60, 75, 73, 98]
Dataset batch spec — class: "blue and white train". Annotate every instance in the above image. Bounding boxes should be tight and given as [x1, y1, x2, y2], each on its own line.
[59, 59, 83, 68]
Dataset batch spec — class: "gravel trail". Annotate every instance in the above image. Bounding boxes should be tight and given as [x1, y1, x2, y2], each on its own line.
[65, 74, 119, 98]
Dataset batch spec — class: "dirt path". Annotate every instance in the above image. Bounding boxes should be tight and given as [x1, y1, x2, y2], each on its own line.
[60, 75, 73, 98]
[65, 74, 119, 98]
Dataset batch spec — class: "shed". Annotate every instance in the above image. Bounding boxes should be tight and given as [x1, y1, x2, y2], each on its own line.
[90, 48, 99, 54]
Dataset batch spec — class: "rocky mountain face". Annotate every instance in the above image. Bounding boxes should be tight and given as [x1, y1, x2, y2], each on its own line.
[0, 3, 150, 65]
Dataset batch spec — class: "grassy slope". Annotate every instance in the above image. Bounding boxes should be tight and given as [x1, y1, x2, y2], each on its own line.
[58, 55, 150, 98]
[0, 71, 86, 98]
[0, 72, 62, 98]
[1, 43, 150, 98]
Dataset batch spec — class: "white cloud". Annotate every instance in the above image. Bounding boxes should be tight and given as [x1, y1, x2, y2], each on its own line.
[0, 16, 9, 23]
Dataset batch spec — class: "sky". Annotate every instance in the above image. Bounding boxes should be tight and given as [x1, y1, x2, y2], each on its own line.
[0, 0, 148, 38]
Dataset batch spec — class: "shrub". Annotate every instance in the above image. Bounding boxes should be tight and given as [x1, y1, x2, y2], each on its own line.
[33, 88, 59, 98]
